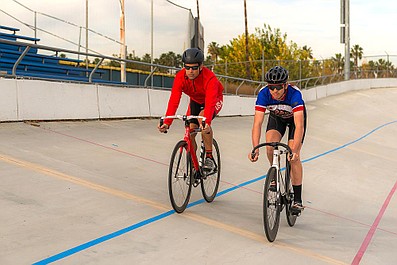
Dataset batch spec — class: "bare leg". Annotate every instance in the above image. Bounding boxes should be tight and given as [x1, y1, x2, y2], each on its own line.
[202, 127, 213, 152]
[189, 123, 198, 152]
[288, 139, 303, 186]
[265, 130, 282, 165]
[198, 110, 213, 153]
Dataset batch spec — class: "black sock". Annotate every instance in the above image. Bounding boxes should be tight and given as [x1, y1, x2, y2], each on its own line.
[293, 185, 302, 203]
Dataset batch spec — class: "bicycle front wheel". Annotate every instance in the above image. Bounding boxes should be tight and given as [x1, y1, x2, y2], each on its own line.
[168, 140, 192, 213]
[263, 167, 281, 242]
[201, 138, 221, 202]
[285, 162, 297, 226]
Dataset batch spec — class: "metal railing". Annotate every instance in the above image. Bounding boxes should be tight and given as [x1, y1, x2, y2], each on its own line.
[0, 38, 179, 87]
[1, 38, 396, 96]
[209, 56, 397, 95]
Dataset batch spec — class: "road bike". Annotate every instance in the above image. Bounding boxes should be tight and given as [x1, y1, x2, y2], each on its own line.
[160, 115, 221, 213]
[251, 142, 298, 242]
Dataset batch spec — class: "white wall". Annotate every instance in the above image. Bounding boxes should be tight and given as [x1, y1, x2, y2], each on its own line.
[0, 77, 396, 122]
[17, 80, 98, 120]
[301, 78, 397, 102]
[0, 79, 18, 121]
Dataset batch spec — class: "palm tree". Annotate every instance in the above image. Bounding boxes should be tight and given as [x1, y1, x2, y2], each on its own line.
[350, 44, 363, 69]
[332, 53, 344, 75]
[301, 45, 313, 60]
[207, 42, 221, 64]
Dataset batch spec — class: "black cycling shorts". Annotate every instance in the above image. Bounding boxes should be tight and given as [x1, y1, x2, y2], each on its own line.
[266, 109, 307, 143]
[188, 100, 218, 126]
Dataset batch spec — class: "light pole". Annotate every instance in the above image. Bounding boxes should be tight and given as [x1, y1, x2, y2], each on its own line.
[385, 51, 389, 78]
[85, 0, 88, 70]
[151, 0, 153, 67]
[151, 0, 153, 88]
[119, 0, 126, 82]
[340, 0, 350, 80]
[244, 0, 251, 79]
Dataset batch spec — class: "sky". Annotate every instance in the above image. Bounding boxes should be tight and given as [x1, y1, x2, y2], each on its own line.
[1, 0, 396, 62]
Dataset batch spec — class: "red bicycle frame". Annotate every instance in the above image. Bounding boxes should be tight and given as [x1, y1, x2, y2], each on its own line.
[160, 114, 206, 172]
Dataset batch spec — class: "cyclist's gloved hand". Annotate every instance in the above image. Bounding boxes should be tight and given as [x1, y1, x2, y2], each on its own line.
[158, 123, 169, 133]
[201, 123, 211, 134]
[249, 151, 259, 162]
[289, 152, 299, 162]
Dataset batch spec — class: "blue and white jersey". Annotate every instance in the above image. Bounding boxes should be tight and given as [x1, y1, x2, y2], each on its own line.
[255, 84, 305, 119]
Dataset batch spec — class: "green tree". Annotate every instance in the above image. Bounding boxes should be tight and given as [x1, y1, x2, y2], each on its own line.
[215, 24, 315, 81]
[141, 53, 152, 63]
[154, 51, 182, 73]
[301, 45, 313, 60]
[350, 44, 364, 69]
[106, 54, 121, 67]
[331, 53, 344, 74]
[207, 41, 221, 65]
[93, 58, 101, 65]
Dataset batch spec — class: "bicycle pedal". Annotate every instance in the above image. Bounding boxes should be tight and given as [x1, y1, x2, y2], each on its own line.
[291, 207, 304, 216]
[291, 211, 301, 216]
[194, 171, 201, 179]
[193, 179, 200, 187]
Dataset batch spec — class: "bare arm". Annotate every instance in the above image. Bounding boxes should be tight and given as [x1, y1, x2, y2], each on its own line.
[289, 110, 304, 161]
[249, 110, 265, 161]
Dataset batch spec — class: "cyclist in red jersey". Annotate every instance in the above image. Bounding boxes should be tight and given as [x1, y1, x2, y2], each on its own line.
[158, 48, 224, 172]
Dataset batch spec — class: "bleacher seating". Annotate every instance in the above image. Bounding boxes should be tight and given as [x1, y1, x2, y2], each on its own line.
[0, 25, 20, 34]
[0, 25, 115, 84]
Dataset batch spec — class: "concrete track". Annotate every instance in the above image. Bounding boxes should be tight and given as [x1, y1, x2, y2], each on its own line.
[1, 87, 396, 265]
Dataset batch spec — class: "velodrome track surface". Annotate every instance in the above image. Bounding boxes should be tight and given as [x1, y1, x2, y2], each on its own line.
[1, 87, 396, 265]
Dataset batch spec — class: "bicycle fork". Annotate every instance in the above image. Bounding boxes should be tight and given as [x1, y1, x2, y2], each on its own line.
[271, 149, 285, 209]
[271, 149, 281, 192]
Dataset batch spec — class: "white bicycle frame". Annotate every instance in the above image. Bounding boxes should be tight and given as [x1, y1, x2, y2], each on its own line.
[270, 148, 288, 198]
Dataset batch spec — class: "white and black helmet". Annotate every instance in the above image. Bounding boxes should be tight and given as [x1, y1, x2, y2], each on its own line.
[265, 66, 289, 84]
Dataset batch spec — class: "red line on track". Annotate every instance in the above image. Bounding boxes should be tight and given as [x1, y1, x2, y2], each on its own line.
[39, 126, 169, 166]
[351, 179, 397, 264]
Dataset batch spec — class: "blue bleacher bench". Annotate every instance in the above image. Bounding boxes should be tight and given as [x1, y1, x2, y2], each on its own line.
[0, 32, 40, 43]
[0, 48, 82, 65]
[0, 57, 104, 77]
[0, 25, 20, 34]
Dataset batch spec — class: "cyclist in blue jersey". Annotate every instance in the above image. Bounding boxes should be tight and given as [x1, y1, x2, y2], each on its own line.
[248, 66, 307, 215]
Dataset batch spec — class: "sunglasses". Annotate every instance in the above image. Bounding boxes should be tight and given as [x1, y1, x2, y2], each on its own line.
[184, 65, 200, 70]
[268, 84, 285, 91]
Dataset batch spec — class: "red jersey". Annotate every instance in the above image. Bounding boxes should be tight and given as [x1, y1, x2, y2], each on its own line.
[164, 67, 224, 126]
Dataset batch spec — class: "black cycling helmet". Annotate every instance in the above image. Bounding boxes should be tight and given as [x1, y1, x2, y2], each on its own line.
[182, 48, 204, 64]
[265, 66, 289, 84]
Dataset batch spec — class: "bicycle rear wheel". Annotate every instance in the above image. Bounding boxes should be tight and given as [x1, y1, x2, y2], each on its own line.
[285, 162, 297, 226]
[168, 140, 192, 213]
[201, 138, 221, 202]
[263, 167, 281, 242]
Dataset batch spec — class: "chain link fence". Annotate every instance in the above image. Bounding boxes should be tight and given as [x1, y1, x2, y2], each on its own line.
[210, 55, 397, 95]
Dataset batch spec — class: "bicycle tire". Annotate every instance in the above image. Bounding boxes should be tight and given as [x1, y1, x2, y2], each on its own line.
[200, 139, 221, 202]
[168, 140, 192, 213]
[263, 166, 281, 242]
[285, 162, 297, 226]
